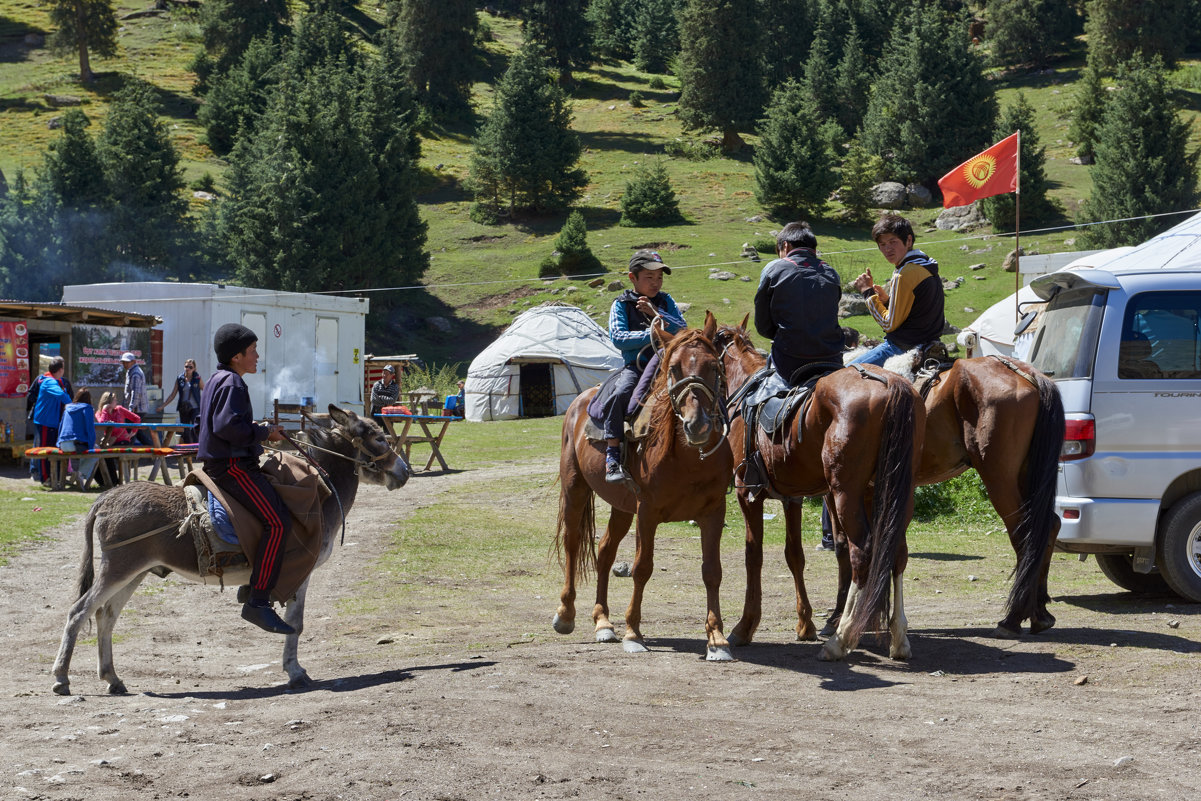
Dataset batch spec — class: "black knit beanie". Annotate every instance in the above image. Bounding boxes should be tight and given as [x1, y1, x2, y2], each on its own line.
[214, 323, 258, 365]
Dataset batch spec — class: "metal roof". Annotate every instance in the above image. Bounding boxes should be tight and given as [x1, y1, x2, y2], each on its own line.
[0, 300, 160, 327]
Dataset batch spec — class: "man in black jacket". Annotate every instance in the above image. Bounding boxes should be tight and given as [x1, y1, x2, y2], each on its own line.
[198, 324, 293, 635]
[754, 221, 845, 384]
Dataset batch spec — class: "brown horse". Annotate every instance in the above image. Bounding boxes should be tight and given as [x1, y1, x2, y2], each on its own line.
[823, 355, 1065, 638]
[552, 312, 736, 659]
[714, 321, 924, 661]
[52, 406, 410, 695]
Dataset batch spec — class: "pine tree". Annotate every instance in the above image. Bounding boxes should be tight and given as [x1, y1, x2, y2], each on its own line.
[633, 0, 681, 74]
[96, 82, 187, 271]
[758, 0, 818, 89]
[833, 20, 869, 137]
[1081, 54, 1199, 248]
[620, 161, 681, 225]
[468, 44, 588, 217]
[979, 93, 1055, 229]
[553, 210, 597, 272]
[753, 80, 841, 216]
[40, 110, 108, 207]
[190, 0, 290, 93]
[390, 0, 477, 119]
[860, 4, 997, 186]
[46, 0, 119, 84]
[522, 0, 591, 83]
[588, 0, 634, 61]
[677, 0, 766, 151]
[199, 35, 282, 156]
[1068, 58, 1107, 163]
[220, 18, 428, 301]
[1085, 0, 1187, 71]
[801, 25, 838, 126]
[838, 136, 885, 222]
[986, 0, 1076, 69]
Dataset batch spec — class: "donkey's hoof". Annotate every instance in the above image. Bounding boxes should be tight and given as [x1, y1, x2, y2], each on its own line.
[52, 681, 70, 696]
[107, 681, 128, 695]
[622, 639, 649, 654]
[1029, 614, 1056, 635]
[287, 672, 312, 690]
[991, 623, 1021, 640]
[706, 645, 734, 662]
[595, 627, 618, 643]
[552, 613, 574, 635]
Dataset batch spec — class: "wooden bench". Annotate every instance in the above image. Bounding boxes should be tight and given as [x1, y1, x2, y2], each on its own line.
[26, 446, 186, 491]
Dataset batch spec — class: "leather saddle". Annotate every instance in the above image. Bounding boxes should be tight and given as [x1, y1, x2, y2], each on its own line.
[737, 361, 843, 442]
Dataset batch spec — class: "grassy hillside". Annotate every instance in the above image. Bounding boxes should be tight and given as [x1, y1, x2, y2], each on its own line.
[3, 5, 1200, 368]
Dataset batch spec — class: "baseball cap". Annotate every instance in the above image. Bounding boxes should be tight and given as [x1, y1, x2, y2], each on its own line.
[120, 352, 136, 362]
[383, 364, 396, 374]
[629, 249, 671, 275]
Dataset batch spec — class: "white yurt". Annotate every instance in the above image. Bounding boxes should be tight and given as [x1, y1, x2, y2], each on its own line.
[464, 302, 623, 422]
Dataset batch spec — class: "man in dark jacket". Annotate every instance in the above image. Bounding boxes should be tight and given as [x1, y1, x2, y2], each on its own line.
[754, 221, 846, 384]
[198, 323, 294, 635]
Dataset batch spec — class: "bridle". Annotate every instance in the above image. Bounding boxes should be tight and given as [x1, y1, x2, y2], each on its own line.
[657, 332, 729, 460]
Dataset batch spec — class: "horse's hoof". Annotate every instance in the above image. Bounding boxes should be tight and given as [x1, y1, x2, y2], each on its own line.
[796, 626, 818, 642]
[595, 627, 618, 643]
[51, 681, 70, 696]
[818, 641, 846, 662]
[991, 623, 1022, 640]
[890, 639, 912, 661]
[107, 681, 127, 695]
[706, 645, 734, 662]
[819, 618, 839, 637]
[622, 639, 649, 654]
[552, 613, 575, 635]
[1029, 615, 1056, 635]
[727, 631, 751, 648]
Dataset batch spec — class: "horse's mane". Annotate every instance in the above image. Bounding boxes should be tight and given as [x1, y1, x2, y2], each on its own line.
[645, 328, 719, 452]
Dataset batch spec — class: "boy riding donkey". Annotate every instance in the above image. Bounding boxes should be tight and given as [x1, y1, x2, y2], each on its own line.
[598, 250, 687, 483]
[198, 323, 294, 635]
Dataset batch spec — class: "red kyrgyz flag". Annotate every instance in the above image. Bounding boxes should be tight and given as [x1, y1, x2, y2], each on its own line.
[938, 132, 1020, 208]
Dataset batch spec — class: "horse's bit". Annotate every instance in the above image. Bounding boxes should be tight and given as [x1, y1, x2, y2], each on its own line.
[661, 362, 729, 460]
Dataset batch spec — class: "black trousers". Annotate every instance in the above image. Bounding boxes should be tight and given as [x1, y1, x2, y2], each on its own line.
[205, 458, 291, 602]
[601, 364, 642, 440]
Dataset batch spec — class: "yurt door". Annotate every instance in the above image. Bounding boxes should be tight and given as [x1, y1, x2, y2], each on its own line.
[519, 362, 555, 417]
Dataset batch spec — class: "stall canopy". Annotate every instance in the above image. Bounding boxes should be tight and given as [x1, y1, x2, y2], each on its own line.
[465, 302, 623, 422]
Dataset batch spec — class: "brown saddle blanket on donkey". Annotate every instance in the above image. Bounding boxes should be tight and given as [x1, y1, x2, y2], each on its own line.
[182, 452, 331, 604]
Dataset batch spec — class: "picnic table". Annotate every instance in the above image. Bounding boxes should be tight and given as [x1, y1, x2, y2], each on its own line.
[94, 422, 195, 485]
[378, 413, 462, 472]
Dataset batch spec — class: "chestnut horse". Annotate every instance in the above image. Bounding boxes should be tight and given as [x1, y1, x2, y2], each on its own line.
[552, 312, 735, 659]
[714, 321, 925, 661]
[822, 356, 1065, 638]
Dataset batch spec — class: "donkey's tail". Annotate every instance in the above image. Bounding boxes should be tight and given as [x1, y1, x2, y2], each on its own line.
[1006, 371, 1065, 622]
[75, 503, 99, 601]
[849, 376, 917, 644]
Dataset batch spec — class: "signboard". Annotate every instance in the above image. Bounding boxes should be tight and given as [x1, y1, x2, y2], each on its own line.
[0, 320, 30, 397]
[71, 324, 152, 386]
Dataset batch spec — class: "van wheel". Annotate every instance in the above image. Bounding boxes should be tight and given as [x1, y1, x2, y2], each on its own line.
[1095, 553, 1173, 595]
[1157, 493, 1201, 603]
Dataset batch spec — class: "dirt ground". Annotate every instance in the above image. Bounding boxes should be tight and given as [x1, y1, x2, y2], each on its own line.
[3, 459, 1200, 801]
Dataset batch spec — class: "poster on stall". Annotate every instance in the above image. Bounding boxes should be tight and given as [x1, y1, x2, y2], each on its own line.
[0, 320, 31, 397]
[71, 324, 152, 386]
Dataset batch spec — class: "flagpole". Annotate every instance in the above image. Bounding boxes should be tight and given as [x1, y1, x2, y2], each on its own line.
[1014, 129, 1022, 326]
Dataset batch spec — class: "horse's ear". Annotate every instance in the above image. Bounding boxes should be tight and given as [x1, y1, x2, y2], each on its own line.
[652, 324, 676, 350]
[739, 313, 749, 330]
[703, 310, 717, 341]
[328, 404, 355, 426]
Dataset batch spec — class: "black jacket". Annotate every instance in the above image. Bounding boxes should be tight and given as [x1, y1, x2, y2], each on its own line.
[754, 248, 845, 365]
[197, 365, 269, 462]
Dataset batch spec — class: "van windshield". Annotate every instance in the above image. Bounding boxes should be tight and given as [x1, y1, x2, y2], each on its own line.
[1029, 287, 1106, 378]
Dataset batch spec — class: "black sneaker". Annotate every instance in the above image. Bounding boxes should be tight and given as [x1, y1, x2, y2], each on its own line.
[241, 602, 296, 635]
[604, 458, 627, 484]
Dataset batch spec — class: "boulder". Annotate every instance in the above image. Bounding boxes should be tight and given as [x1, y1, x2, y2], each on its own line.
[1002, 247, 1025, 273]
[708, 271, 737, 281]
[871, 181, 907, 210]
[425, 316, 453, 334]
[935, 203, 987, 232]
[587, 277, 605, 288]
[905, 183, 933, 208]
[606, 280, 625, 291]
[839, 294, 869, 318]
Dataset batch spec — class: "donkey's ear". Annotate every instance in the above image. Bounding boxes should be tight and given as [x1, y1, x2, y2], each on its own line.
[703, 310, 717, 340]
[328, 404, 354, 426]
[739, 313, 749, 330]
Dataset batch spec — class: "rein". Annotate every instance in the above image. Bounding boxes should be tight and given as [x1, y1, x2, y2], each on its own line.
[657, 339, 730, 460]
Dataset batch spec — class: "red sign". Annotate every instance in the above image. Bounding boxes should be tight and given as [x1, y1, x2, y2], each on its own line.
[0, 320, 31, 396]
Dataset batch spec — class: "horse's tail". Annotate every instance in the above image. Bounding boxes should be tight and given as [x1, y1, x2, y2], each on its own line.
[75, 503, 99, 601]
[554, 488, 597, 580]
[849, 376, 917, 644]
[1006, 371, 1065, 621]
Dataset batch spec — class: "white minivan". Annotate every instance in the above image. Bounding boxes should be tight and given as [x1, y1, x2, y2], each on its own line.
[1028, 266, 1201, 602]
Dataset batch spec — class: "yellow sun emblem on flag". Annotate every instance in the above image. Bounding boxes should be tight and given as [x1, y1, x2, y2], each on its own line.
[962, 155, 997, 189]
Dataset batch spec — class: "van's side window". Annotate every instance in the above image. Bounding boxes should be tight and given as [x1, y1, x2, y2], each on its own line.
[1121, 292, 1201, 379]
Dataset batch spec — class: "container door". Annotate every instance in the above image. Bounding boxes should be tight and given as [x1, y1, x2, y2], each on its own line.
[315, 317, 339, 406]
[240, 311, 267, 414]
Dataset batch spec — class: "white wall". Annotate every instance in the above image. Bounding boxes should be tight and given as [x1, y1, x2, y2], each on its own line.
[62, 283, 369, 416]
